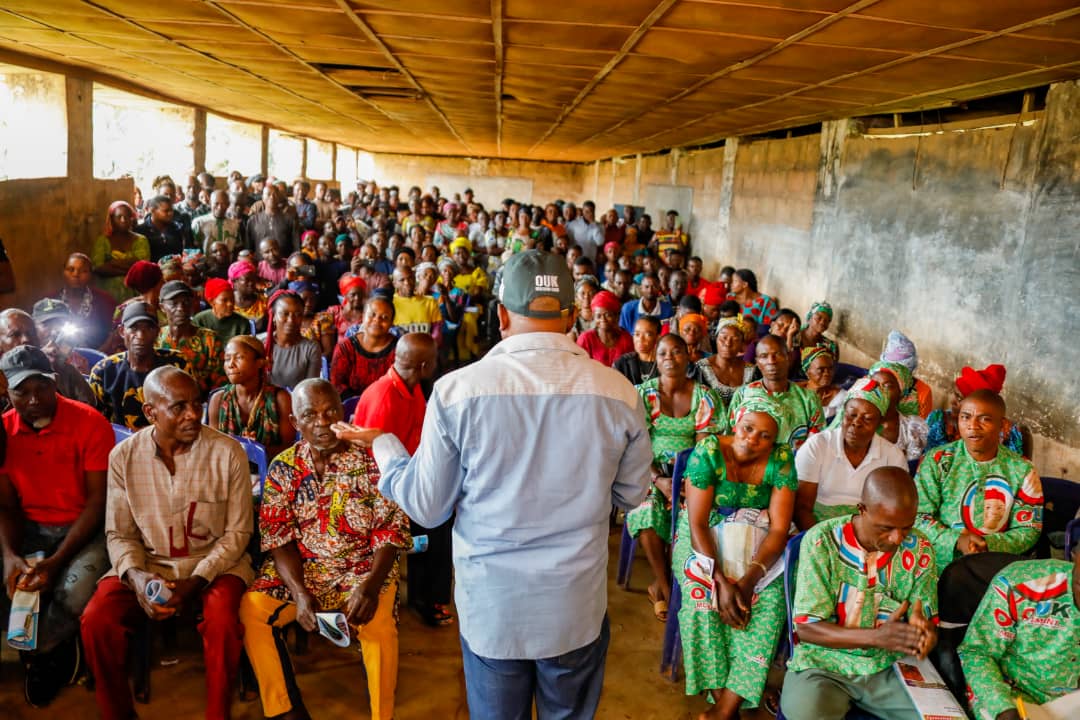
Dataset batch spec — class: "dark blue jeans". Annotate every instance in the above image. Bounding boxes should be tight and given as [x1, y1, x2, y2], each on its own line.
[459, 615, 610, 720]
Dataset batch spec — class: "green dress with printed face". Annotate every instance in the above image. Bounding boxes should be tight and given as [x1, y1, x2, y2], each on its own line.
[728, 380, 825, 452]
[625, 379, 726, 543]
[788, 515, 939, 677]
[914, 440, 1043, 568]
[672, 435, 796, 702]
[959, 559, 1080, 720]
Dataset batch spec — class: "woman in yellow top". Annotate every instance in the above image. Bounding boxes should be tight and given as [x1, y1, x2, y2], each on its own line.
[449, 237, 489, 300]
[91, 201, 150, 302]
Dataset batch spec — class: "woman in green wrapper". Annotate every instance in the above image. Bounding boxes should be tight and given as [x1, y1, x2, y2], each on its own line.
[797, 300, 838, 361]
[675, 390, 796, 720]
[625, 334, 726, 622]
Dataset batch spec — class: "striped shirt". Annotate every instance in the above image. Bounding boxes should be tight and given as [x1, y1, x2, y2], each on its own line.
[374, 331, 652, 659]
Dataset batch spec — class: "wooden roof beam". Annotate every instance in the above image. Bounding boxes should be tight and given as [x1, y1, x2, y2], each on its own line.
[492, 0, 504, 156]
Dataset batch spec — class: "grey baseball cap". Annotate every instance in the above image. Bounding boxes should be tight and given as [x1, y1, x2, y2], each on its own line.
[0, 345, 57, 389]
[498, 250, 574, 319]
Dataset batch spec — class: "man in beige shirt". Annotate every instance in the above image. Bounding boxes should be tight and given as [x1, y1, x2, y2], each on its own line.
[80, 366, 253, 720]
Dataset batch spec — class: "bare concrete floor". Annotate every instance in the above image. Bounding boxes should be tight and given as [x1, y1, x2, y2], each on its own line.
[0, 532, 777, 720]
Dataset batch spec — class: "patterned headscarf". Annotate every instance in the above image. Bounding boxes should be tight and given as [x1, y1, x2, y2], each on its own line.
[288, 280, 317, 295]
[843, 377, 891, 419]
[732, 388, 792, 437]
[881, 330, 918, 372]
[803, 300, 833, 327]
[715, 314, 754, 342]
[869, 359, 914, 397]
[437, 256, 460, 273]
[800, 345, 835, 374]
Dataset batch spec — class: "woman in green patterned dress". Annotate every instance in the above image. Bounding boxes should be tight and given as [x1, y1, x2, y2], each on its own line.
[625, 334, 726, 621]
[676, 391, 797, 719]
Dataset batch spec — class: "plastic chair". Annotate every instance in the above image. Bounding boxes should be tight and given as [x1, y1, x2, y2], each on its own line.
[834, 362, 868, 390]
[203, 387, 224, 423]
[342, 394, 360, 422]
[1036, 477, 1080, 559]
[320, 355, 330, 380]
[234, 436, 269, 497]
[112, 423, 133, 444]
[248, 318, 257, 335]
[659, 447, 693, 682]
[1066, 518, 1080, 560]
[616, 524, 637, 589]
[75, 346, 107, 368]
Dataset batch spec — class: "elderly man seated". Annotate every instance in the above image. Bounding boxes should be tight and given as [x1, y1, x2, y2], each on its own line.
[914, 389, 1042, 570]
[239, 379, 410, 720]
[781, 468, 939, 720]
[81, 366, 253, 720]
[958, 555, 1080, 720]
[0, 346, 113, 707]
[89, 302, 193, 429]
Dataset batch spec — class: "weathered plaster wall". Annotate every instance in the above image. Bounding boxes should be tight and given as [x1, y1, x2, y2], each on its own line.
[591, 81, 1079, 478]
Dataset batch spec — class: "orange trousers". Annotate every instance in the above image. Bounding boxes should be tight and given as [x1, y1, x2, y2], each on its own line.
[239, 584, 398, 720]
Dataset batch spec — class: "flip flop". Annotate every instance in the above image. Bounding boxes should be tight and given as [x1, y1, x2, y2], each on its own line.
[647, 586, 668, 622]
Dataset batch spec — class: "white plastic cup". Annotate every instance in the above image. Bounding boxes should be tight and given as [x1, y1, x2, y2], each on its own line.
[145, 579, 172, 605]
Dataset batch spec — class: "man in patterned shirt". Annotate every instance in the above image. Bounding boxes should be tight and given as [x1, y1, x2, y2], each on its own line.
[958, 556, 1080, 720]
[88, 302, 193, 429]
[729, 334, 825, 452]
[781, 467, 939, 720]
[915, 389, 1042, 570]
[239, 379, 410, 720]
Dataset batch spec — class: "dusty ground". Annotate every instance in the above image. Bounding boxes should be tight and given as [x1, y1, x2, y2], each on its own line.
[0, 531, 779, 719]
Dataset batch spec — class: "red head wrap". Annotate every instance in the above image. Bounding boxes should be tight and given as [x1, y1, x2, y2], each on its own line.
[590, 290, 623, 315]
[701, 282, 726, 307]
[338, 274, 367, 297]
[204, 278, 232, 303]
[955, 364, 1007, 397]
[124, 260, 163, 293]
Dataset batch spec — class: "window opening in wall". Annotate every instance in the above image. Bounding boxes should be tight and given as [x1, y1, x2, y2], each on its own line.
[336, 145, 358, 194]
[93, 84, 194, 196]
[859, 87, 1047, 138]
[268, 129, 304, 181]
[206, 113, 261, 179]
[0, 64, 67, 181]
[306, 138, 333, 180]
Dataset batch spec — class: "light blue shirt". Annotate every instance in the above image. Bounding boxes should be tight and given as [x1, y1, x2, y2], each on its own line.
[373, 332, 652, 659]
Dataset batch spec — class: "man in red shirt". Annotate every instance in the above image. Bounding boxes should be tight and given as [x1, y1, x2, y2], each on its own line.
[339, 333, 448, 624]
[0, 345, 113, 707]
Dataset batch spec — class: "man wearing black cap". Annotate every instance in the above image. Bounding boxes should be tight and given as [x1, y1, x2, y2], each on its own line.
[337, 250, 653, 719]
[88, 302, 193, 430]
[1, 305, 93, 406]
[30, 299, 95, 405]
[154, 280, 225, 395]
[0, 345, 113, 706]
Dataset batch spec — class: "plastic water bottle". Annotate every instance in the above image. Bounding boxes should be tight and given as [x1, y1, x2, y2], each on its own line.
[409, 535, 429, 554]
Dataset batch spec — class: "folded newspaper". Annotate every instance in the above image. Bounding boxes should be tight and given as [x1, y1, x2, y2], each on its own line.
[892, 655, 965, 719]
[7, 588, 40, 651]
[315, 612, 351, 648]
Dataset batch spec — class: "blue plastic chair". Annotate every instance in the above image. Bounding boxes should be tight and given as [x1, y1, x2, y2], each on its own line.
[1066, 518, 1080, 560]
[248, 318, 257, 335]
[234, 436, 268, 489]
[835, 362, 868, 390]
[320, 355, 330, 380]
[75, 346, 107, 368]
[342, 394, 360, 422]
[616, 523, 637, 589]
[112, 423, 133, 444]
[659, 447, 693, 681]
[1037, 477, 1080, 559]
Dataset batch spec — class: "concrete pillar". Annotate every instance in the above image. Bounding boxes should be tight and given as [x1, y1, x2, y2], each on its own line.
[633, 153, 642, 205]
[300, 138, 308, 179]
[331, 143, 338, 182]
[715, 138, 738, 260]
[592, 160, 600, 201]
[192, 108, 206, 174]
[65, 77, 93, 181]
[259, 126, 269, 175]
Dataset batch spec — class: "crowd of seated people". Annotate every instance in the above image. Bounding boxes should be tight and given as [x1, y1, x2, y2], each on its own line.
[0, 170, 1073, 720]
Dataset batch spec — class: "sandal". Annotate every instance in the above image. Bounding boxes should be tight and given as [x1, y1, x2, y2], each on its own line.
[648, 586, 668, 622]
[763, 689, 780, 716]
[428, 604, 455, 627]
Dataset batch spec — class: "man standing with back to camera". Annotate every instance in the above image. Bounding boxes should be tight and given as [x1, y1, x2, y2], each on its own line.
[338, 249, 653, 718]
